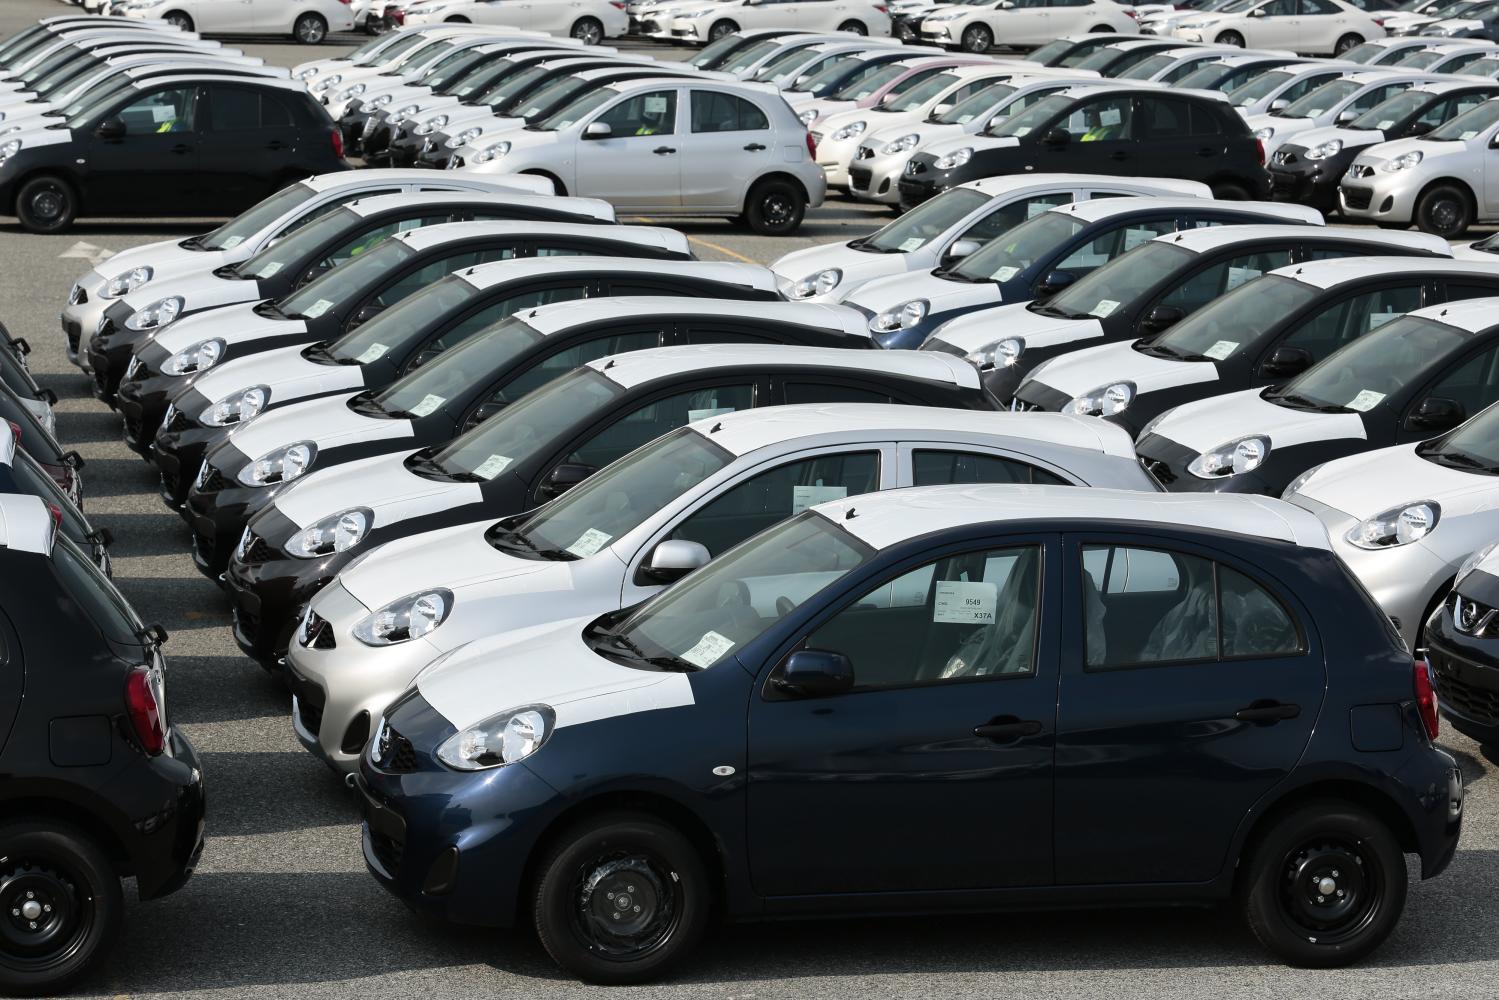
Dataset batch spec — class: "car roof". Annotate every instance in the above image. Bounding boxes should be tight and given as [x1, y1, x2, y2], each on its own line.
[301, 169, 550, 195]
[590, 343, 981, 390]
[1404, 295, 1499, 334]
[699, 403, 1135, 458]
[0, 494, 52, 557]
[1150, 224, 1451, 256]
[1058, 82, 1194, 100]
[393, 220, 690, 256]
[1410, 77, 1499, 93]
[458, 256, 778, 293]
[1341, 68, 1448, 84]
[1359, 36, 1437, 47]
[1197, 54, 1303, 67]
[517, 295, 871, 339]
[1100, 39, 1179, 52]
[1270, 255, 1499, 289]
[961, 174, 1212, 198]
[128, 73, 311, 96]
[600, 75, 784, 97]
[821, 483, 1333, 551]
[1052, 196, 1321, 225]
[947, 63, 1024, 80]
[343, 190, 615, 222]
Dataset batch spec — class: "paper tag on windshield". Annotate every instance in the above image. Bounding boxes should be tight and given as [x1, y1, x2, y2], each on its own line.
[1348, 389, 1386, 412]
[222, 236, 244, 249]
[898, 237, 925, 252]
[933, 580, 997, 625]
[688, 406, 735, 422]
[644, 96, 668, 114]
[792, 484, 847, 514]
[303, 299, 335, 319]
[356, 342, 388, 364]
[682, 630, 735, 668]
[1461, 130, 1479, 140]
[1377, 119, 1395, 130]
[1368, 312, 1399, 330]
[259, 262, 283, 277]
[1099, 108, 1122, 127]
[1225, 266, 1261, 291]
[409, 393, 445, 417]
[566, 527, 612, 558]
[1204, 340, 1238, 361]
[1013, 125, 1032, 137]
[1090, 299, 1120, 318]
[474, 454, 513, 479]
[991, 265, 1020, 282]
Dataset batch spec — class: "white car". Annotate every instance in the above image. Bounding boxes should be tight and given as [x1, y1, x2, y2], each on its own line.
[404, 0, 629, 42]
[1220, 58, 1354, 116]
[1387, 0, 1494, 34]
[121, 0, 357, 43]
[775, 174, 1211, 301]
[307, 25, 499, 113]
[923, 0, 1139, 53]
[1337, 36, 1447, 61]
[790, 55, 984, 126]
[716, 31, 897, 79]
[669, 0, 894, 43]
[324, 32, 562, 111]
[285, 401, 1156, 770]
[1246, 69, 1441, 155]
[1380, 0, 1469, 34]
[1111, 43, 1252, 83]
[1173, 0, 1383, 56]
[1390, 40, 1499, 72]
[291, 24, 457, 87]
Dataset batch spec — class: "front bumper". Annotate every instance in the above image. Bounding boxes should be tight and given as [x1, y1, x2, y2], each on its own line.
[849, 151, 909, 204]
[896, 157, 972, 208]
[115, 370, 181, 456]
[1267, 152, 1347, 214]
[1338, 168, 1421, 223]
[223, 514, 354, 667]
[85, 310, 146, 406]
[150, 399, 228, 509]
[61, 271, 109, 369]
[129, 727, 207, 901]
[184, 463, 285, 579]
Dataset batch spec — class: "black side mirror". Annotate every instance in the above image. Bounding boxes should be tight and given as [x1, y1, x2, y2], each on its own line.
[774, 648, 854, 698]
[536, 462, 595, 501]
[1408, 396, 1466, 431]
[462, 400, 506, 431]
[88, 527, 114, 548]
[1036, 269, 1076, 297]
[1261, 345, 1312, 378]
[1406, 120, 1433, 137]
[95, 116, 125, 140]
[63, 450, 84, 470]
[1140, 304, 1184, 334]
[350, 302, 384, 327]
[1042, 127, 1070, 147]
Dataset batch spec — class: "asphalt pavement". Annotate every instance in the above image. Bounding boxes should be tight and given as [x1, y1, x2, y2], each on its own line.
[6, 3, 1499, 997]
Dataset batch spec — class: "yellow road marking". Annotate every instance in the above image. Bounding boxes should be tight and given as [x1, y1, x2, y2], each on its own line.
[625, 216, 760, 265]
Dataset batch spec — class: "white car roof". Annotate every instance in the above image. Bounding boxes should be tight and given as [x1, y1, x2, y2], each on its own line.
[590, 344, 981, 390]
[821, 483, 1333, 551]
[701, 403, 1135, 458]
[1197, 54, 1306, 68]
[343, 190, 615, 222]
[960, 174, 1211, 199]
[1099, 39, 1178, 52]
[1269, 255, 1499, 289]
[0, 494, 52, 556]
[1357, 36, 1438, 48]
[1417, 41, 1499, 53]
[394, 220, 690, 256]
[1057, 82, 1190, 100]
[1403, 295, 1499, 334]
[459, 256, 777, 293]
[1340, 69, 1449, 85]
[1051, 196, 1320, 225]
[946, 63, 1024, 81]
[603, 75, 783, 97]
[518, 296, 870, 339]
[1250, 60, 1356, 77]
[1408, 78, 1499, 94]
[300, 169, 551, 196]
[1149, 224, 1450, 256]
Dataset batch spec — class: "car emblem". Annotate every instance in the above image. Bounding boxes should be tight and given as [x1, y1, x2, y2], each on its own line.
[1455, 595, 1482, 633]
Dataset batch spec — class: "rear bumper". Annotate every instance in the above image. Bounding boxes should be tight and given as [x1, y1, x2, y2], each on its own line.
[130, 728, 207, 901]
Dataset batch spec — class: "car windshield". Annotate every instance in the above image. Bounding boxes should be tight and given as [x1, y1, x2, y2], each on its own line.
[500, 427, 732, 560]
[234, 207, 360, 281]
[1278, 79, 1360, 118]
[883, 71, 960, 112]
[428, 50, 493, 92]
[353, 31, 427, 66]
[950, 211, 1084, 282]
[855, 187, 990, 253]
[372, 314, 543, 417]
[429, 367, 624, 479]
[531, 86, 616, 130]
[1427, 96, 1499, 138]
[29, 52, 93, 92]
[600, 512, 873, 672]
[753, 46, 817, 82]
[831, 61, 908, 101]
[396, 39, 456, 72]
[1118, 53, 1177, 80]
[65, 83, 137, 128]
[721, 38, 782, 74]
[986, 93, 1071, 138]
[52, 534, 143, 647]
[481, 65, 554, 110]
[1350, 90, 1430, 130]
[515, 76, 590, 119]
[933, 81, 1014, 124]
[1041, 241, 1194, 320]
[794, 55, 860, 94]
[1268, 314, 1465, 412]
[1175, 64, 1233, 90]
[1027, 38, 1077, 64]
[327, 274, 479, 364]
[346, 31, 396, 63]
[1397, 50, 1447, 70]
[1226, 69, 1293, 105]
[56, 77, 130, 122]
[690, 31, 747, 68]
[1422, 398, 1499, 469]
[1144, 274, 1317, 361]
[451, 57, 520, 98]
[278, 238, 415, 320]
[19, 46, 84, 86]
[1336, 42, 1390, 63]
[1461, 56, 1499, 75]
[198, 182, 316, 252]
[1073, 47, 1135, 72]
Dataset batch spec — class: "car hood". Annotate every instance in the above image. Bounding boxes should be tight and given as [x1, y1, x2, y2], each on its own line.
[1294, 441, 1499, 519]
[188, 343, 365, 410]
[2, 126, 72, 148]
[227, 391, 410, 467]
[925, 133, 1020, 157]
[1352, 134, 1461, 170]
[272, 447, 477, 530]
[481, 127, 564, 157]
[119, 269, 264, 319]
[150, 301, 298, 357]
[806, 97, 858, 117]
[1249, 112, 1314, 135]
[866, 118, 964, 149]
[1149, 387, 1368, 453]
[1452, 242, 1499, 261]
[89, 238, 227, 287]
[931, 301, 1101, 354]
[417, 614, 695, 732]
[1286, 124, 1382, 152]
[841, 268, 999, 314]
[773, 241, 918, 296]
[1026, 340, 1222, 398]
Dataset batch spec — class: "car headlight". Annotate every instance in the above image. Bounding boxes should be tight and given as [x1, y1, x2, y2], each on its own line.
[870, 298, 929, 333]
[352, 587, 453, 645]
[1253, 126, 1274, 141]
[1064, 381, 1135, 417]
[1347, 501, 1440, 549]
[368, 93, 392, 109]
[164, 337, 225, 376]
[314, 74, 341, 92]
[470, 140, 510, 164]
[103, 265, 153, 299]
[1304, 139, 1343, 160]
[202, 384, 269, 427]
[966, 337, 1023, 369]
[1457, 540, 1499, 585]
[1382, 150, 1423, 172]
[0, 137, 21, 163]
[296, 67, 319, 81]
[446, 126, 481, 149]
[791, 268, 842, 299]
[237, 441, 316, 487]
[934, 147, 972, 170]
[799, 109, 818, 125]
[341, 82, 367, 100]
[1187, 434, 1271, 479]
[881, 132, 920, 155]
[415, 113, 448, 135]
[395, 103, 421, 119]
[124, 296, 184, 331]
[832, 120, 867, 142]
[285, 506, 371, 558]
[1280, 462, 1324, 500]
[435, 703, 554, 770]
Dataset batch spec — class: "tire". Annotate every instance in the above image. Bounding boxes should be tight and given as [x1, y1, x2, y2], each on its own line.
[444, 14, 471, 21]
[0, 821, 123, 996]
[1211, 180, 1250, 200]
[294, 12, 328, 44]
[15, 175, 76, 234]
[743, 177, 806, 235]
[707, 18, 739, 40]
[1215, 30, 1245, 46]
[1240, 800, 1406, 968]
[838, 18, 868, 33]
[532, 811, 710, 985]
[1415, 183, 1473, 238]
[960, 22, 993, 52]
[1334, 33, 1363, 54]
[571, 16, 604, 44]
[162, 10, 193, 30]
[1090, 23, 1115, 31]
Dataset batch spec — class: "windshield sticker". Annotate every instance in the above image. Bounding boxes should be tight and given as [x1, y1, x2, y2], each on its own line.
[682, 629, 736, 668]
[356, 342, 389, 364]
[408, 393, 445, 417]
[1348, 389, 1386, 412]
[898, 237, 925, 252]
[1367, 312, 1400, 330]
[474, 454, 513, 479]
[1225, 266, 1261, 290]
[566, 527, 612, 558]
[1013, 125, 1032, 137]
[933, 580, 997, 624]
[643, 95, 669, 114]
[221, 236, 244, 249]
[1377, 119, 1395, 130]
[1203, 340, 1238, 361]
[303, 299, 335, 319]
[1461, 130, 1480, 140]
[259, 262, 283, 277]
[991, 265, 1021, 282]
[791, 484, 848, 514]
[1090, 299, 1120, 318]
[688, 406, 735, 422]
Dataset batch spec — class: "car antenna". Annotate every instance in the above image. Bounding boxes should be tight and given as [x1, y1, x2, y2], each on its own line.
[710, 422, 722, 433]
[844, 507, 857, 520]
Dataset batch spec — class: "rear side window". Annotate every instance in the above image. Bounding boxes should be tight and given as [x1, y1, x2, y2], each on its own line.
[784, 382, 896, 405]
[913, 450, 1068, 486]
[208, 87, 293, 130]
[690, 91, 769, 133]
[497, 329, 663, 402]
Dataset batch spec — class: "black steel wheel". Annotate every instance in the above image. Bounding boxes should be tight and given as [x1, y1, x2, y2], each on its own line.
[743, 178, 805, 235]
[1415, 183, 1473, 238]
[15, 176, 76, 234]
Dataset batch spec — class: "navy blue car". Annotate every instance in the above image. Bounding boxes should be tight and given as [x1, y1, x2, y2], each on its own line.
[354, 484, 1462, 983]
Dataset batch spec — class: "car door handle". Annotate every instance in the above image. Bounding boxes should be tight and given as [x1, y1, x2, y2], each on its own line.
[169, 143, 191, 155]
[653, 146, 677, 155]
[743, 142, 767, 151]
[974, 716, 1043, 742]
[266, 140, 289, 151]
[1108, 150, 1129, 161]
[1196, 146, 1216, 157]
[1234, 700, 1301, 723]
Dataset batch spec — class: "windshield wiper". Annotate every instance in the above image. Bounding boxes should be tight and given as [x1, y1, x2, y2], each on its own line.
[1427, 450, 1499, 473]
[1029, 302, 1086, 320]
[347, 391, 392, 418]
[488, 524, 575, 560]
[302, 342, 339, 365]
[179, 234, 206, 251]
[933, 266, 989, 283]
[606, 631, 698, 672]
[1270, 391, 1349, 413]
[253, 301, 288, 320]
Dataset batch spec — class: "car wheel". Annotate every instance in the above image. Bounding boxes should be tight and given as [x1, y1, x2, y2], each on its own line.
[1415, 183, 1474, 238]
[444, 14, 471, 21]
[960, 23, 993, 52]
[838, 18, 868, 33]
[533, 811, 710, 985]
[15, 176, 77, 234]
[294, 12, 328, 44]
[571, 16, 605, 43]
[708, 19, 739, 40]
[1215, 30, 1245, 46]
[0, 821, 123, 996]
[1334, 33, 1363, 54]
[1211, 180, 1250, 200]
[163, 10, 193, 30]
[744, 178, 806, 235]
[1240, 800, 1406, 968]
[1090, 23, 1116, 30]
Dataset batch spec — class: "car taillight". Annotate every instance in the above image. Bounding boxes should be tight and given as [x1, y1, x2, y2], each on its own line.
[806, 131, 817, 157]
[331, 128, 344, 159]
[1125, 8, 1137, 16]
[6, 419, 18, 446]
[1414, 658, 1439, 741]
[1255, 138, 1265, 166]
[611, 1, 625, 7]
[391, 9, 405, 23]
[125, 666, 166, 755]
[45, 503, 61, 531]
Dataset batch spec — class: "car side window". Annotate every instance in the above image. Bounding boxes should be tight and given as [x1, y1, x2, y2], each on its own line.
[324, 213, 454, 269]
[783, 382, 896, 405]
[1062, 96, 1133, 142]
[207, 87, 292, 130]
[1281, 73, 1339, 103]
[1056, 219, 1178, 274]
[690, 91, 770, 133]
[563, 383, 755, 470]
[270, 189, 402, 241]
[1139, 98, 1198, 140]
[1155, 249, 1293, 313]
[596, 90, 678, 137]
[116, 86, 196, 135]
[1349, 85, 1409, 117]
[1443, 282, 1499, 303]
[670, 452, 880, 556]
[1300, 0, 1339, 13]
[375, 247, 516, 309]
[912, 449, 1068, 486]
[488, 329, 664, 408]
[956, 193, 1073, 244]
[1420, 340, 1499, 423]
[1277, 284, 1423, 363]
[804, 544, 1044, 690]
[432, 285, 590, 357]
[1262, 0, 1296, 15]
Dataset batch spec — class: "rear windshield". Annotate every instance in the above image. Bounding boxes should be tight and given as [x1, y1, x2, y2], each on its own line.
[51, 534, 142, 647]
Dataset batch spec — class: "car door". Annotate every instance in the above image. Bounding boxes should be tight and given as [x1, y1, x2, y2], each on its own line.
[200, 0, 258, 31]
[0, 605, 21, 755]
[573, 87, 683, 211]
[250, 0, 298, 31]
[1253, 282, 1426, 386]
[1001, 0, 1054, 43]
[1398, 336, 1499, 442]
[1043, 93, 1136, 174]
[1293, 0, 1343, 51]
[473, 0, 541, 27]
[84, 84, 203, 215]
[197, 85, 302, 213]
[746, 535, 1059, 895]
[1054, 536, 1322, 885]
[1245, 0, 1301, 47]
[1136, 96, 1226, 178]
[677, 90, 776, 213]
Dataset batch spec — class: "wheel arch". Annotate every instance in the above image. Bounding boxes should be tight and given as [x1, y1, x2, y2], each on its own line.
[9, 167, 81, 218]
[747, 170, 810, 210]
[0, 794, 133, 875]
[1416, 175, 1477, 212]
[520, 168, 566, 197]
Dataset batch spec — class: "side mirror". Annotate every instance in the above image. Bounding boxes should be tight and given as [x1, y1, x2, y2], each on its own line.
[1042, 126, 1070, 147]
[1408, 396, 1466, 431]
[774, 648, 854, 698]
[1268, 98, 1289, 113]
[95, 116, 125, 140]
[946, 238, 981, 259]
[583, 121, 612, 139]
[932, 102, 953, 115]
[1140, 304, 1184, 334]
[300, 261, 331, 286]
[1000, 1, 1014, 8]
[350, 303, 384, 327]
[1406, 120, 1433, 137]
[536, 461, 596, 501]
[639, 539, 711, 584]
[1036, 269, 1076, 296]
[1261, 345, 1311, 378]
[1335, 109, 1357, 125]
[1248, 6, 1265, 14]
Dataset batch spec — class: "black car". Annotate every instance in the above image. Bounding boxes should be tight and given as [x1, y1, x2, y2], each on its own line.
[0, 421, 111, 572]
[899, 84, 1271, 207]
[1428, 543, 1499, 744]
[0, 494, 203, 995]
[1066, 39, 1192, 76]
[1270, 82, 1499, 212]
[0, 75, 349, 233]
[0, 378, 83, 508]
[1420, 5, 1499, 36]
[1171, 54, 1306, 93]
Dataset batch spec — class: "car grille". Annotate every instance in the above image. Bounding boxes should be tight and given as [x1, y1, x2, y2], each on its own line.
[640, 17, 659, 31]
[1342, 186, 1373, 211]
[1272, 150, 1296, 166]
[300, 609, 336, 650]
[375, 724, 419, 773]
[810, 130, 824, 147]
[1139, 455, 1177, 487]
[123, 409, 144, 445]
[1348, 163, 1374, 179]
[905, 159, 926, 176]
[368, 827, 404, 877]
[62, 318, 81, 355]
[1271, 173, 1299, 196]
[849, 165, 873, 190]
[90, 366, 110, 399]
[195, 462, 225, 493]
[160, 467, 180, 499]
[291, 673, 327, 737]
[238, 530, 275, 565]
[447, 155, 464, 170]
[1431, 656, 1499, 726]
[165, 407, 192, 433]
